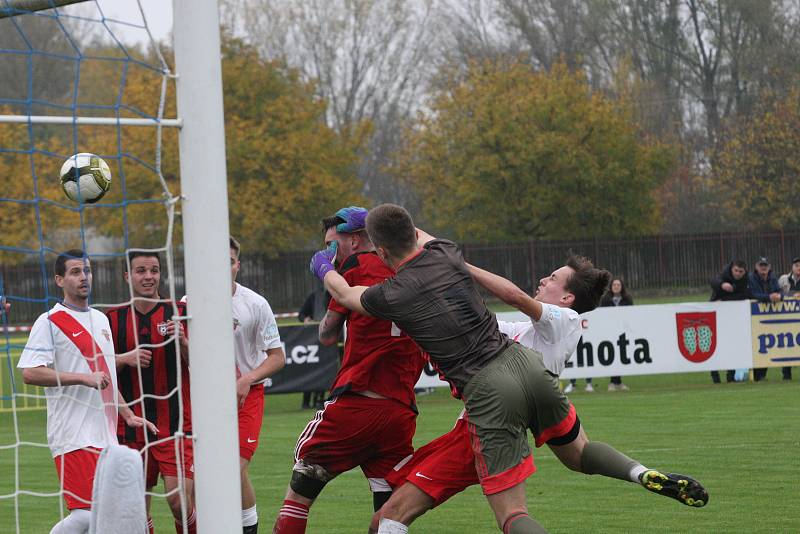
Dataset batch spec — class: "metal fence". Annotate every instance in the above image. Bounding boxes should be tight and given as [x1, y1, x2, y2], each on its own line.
[4, 228, 800, 325]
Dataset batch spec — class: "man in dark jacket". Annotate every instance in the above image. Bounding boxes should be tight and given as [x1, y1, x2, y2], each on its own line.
[709, 260, 749, 383]
[748, 257, 789, 381]
[748, 257, 781, 303]
[710, 260, 750, 301]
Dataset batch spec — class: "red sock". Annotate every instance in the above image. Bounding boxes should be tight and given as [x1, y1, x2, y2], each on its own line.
[147, 516, 154, 534]
[273, 499, 309, 534]
[175, 509, 197, 534]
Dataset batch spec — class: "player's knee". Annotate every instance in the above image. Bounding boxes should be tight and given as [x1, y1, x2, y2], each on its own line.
[546, 416, 584, 472]
[289, 460, 334, 500]
[165, 492, 184, 519]
[379, 488, 429, 526]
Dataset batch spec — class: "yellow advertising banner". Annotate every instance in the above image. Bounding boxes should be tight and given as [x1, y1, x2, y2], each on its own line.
[750, 297, 800, 368]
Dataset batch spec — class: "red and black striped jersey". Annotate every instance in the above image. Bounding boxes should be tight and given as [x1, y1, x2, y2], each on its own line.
[106, 301, 191, 443]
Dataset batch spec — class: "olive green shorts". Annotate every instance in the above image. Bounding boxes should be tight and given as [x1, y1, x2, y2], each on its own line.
[462, 343, 574, 492]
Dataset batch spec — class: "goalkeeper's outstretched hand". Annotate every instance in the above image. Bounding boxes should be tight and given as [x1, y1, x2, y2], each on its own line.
[335, 206, 368, 233]
[310, 241, 337, 281]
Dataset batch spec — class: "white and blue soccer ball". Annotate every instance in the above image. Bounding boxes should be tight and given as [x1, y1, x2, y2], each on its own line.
[59, 152, 112, 203]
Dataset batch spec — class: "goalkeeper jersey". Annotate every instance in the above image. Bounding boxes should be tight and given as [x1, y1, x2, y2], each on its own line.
[328, 251, 426, 409]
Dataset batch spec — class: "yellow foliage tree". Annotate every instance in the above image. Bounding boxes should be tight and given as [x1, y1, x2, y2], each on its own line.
[1, 37, 367, 261]
[713, 86, 800, 229]
[220, 37, 367, 253]
[392, 60, 675, 242]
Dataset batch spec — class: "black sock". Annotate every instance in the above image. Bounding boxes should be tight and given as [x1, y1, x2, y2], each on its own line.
[243, 522, 258, 534]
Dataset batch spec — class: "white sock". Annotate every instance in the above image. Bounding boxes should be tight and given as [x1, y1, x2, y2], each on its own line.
[49, 509, 91, 534]
[378, 518, 408, 534]
[630, 464, 649, 483]
[242, 505, 258, 527]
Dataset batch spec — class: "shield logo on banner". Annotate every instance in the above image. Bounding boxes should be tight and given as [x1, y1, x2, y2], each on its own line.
[157, 322, 169, 336]
[675, 312, 717, 363]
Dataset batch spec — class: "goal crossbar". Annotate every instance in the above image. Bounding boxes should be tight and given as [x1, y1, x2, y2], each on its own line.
[0, 115, 182, 127]
[0, 0, 88, 19]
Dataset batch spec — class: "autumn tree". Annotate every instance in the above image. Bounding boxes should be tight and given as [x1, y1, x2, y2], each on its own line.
[393, 60, 675, 242]
[222, 0, 438, 206]
[712, 86, 800, 229]
[219, 36, 366, 253]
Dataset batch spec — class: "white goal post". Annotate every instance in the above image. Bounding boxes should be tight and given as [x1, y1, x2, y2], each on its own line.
[172, 1, 242, 532]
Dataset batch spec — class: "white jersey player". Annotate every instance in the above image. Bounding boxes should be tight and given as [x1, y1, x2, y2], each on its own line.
[373, 254, 708, 534]
[229, 237, 286, 534]
[497, 301, 580, 375]
[17, 249, 155, 534]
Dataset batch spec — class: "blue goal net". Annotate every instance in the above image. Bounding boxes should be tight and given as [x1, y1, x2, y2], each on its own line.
[0, 2, 193, 532]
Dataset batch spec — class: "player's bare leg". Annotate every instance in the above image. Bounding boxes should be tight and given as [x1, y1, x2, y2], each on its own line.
[163, 475, 196, 533]
[240, 457, 260, 533]
[485, 481, 547, 533]
[371, 483, 433, 533]
[548, 425, 708, 507]
[144, 493, 153, 534]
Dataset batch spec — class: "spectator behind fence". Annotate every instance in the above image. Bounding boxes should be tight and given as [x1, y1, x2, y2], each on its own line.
[599, 277, 633, 391]
[297, 283, 331, 409]
[750, 257, 792, 382]
[565, 276, 632, 394]
[778, 257, 800, 296]
[709, 260, 749, 383]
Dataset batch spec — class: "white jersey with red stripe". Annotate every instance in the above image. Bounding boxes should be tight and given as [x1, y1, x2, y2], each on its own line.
[232, 282, 282, 383]
[17, 303, 118, 457]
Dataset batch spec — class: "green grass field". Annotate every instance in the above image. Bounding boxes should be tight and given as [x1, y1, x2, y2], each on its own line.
[2, 361, 798, 533]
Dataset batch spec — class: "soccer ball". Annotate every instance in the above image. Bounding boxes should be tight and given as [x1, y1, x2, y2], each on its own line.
[59, 153, 112, 203]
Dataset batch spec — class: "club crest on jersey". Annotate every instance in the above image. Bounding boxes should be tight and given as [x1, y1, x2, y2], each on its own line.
[233, 318, 241, 331]
[101, 329, 111, 342]
[157, 322, 169, 336]
[675, 312, 717, 363]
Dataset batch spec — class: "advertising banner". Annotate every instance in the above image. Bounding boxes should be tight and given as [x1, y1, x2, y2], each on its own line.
[497, 301, 753, 380]
[264, 324, 340, 394]
[750, 297, 800, 368]
[277, 301, 758, 392]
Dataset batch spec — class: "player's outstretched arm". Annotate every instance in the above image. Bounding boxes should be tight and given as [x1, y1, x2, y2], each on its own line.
[467, 264, 543, 321]
[415, 227, 436, 247]
[318, 310, 345, 346]
[21, 365, 111, 388]
[323, 271, 370, 316]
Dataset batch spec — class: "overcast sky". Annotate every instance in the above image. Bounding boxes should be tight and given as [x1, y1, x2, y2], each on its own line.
[61, 0, 173, 45]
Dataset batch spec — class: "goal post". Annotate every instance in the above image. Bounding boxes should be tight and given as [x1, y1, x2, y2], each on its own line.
[172, 1, 242, 532]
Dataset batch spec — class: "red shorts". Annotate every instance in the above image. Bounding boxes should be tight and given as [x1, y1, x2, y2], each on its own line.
[124, 437, 195, 488]
[386, 417, 535, 504]
[238, 383, 265, 461]
[294, 393, 417, 485]
[53, 448, 101, 510]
